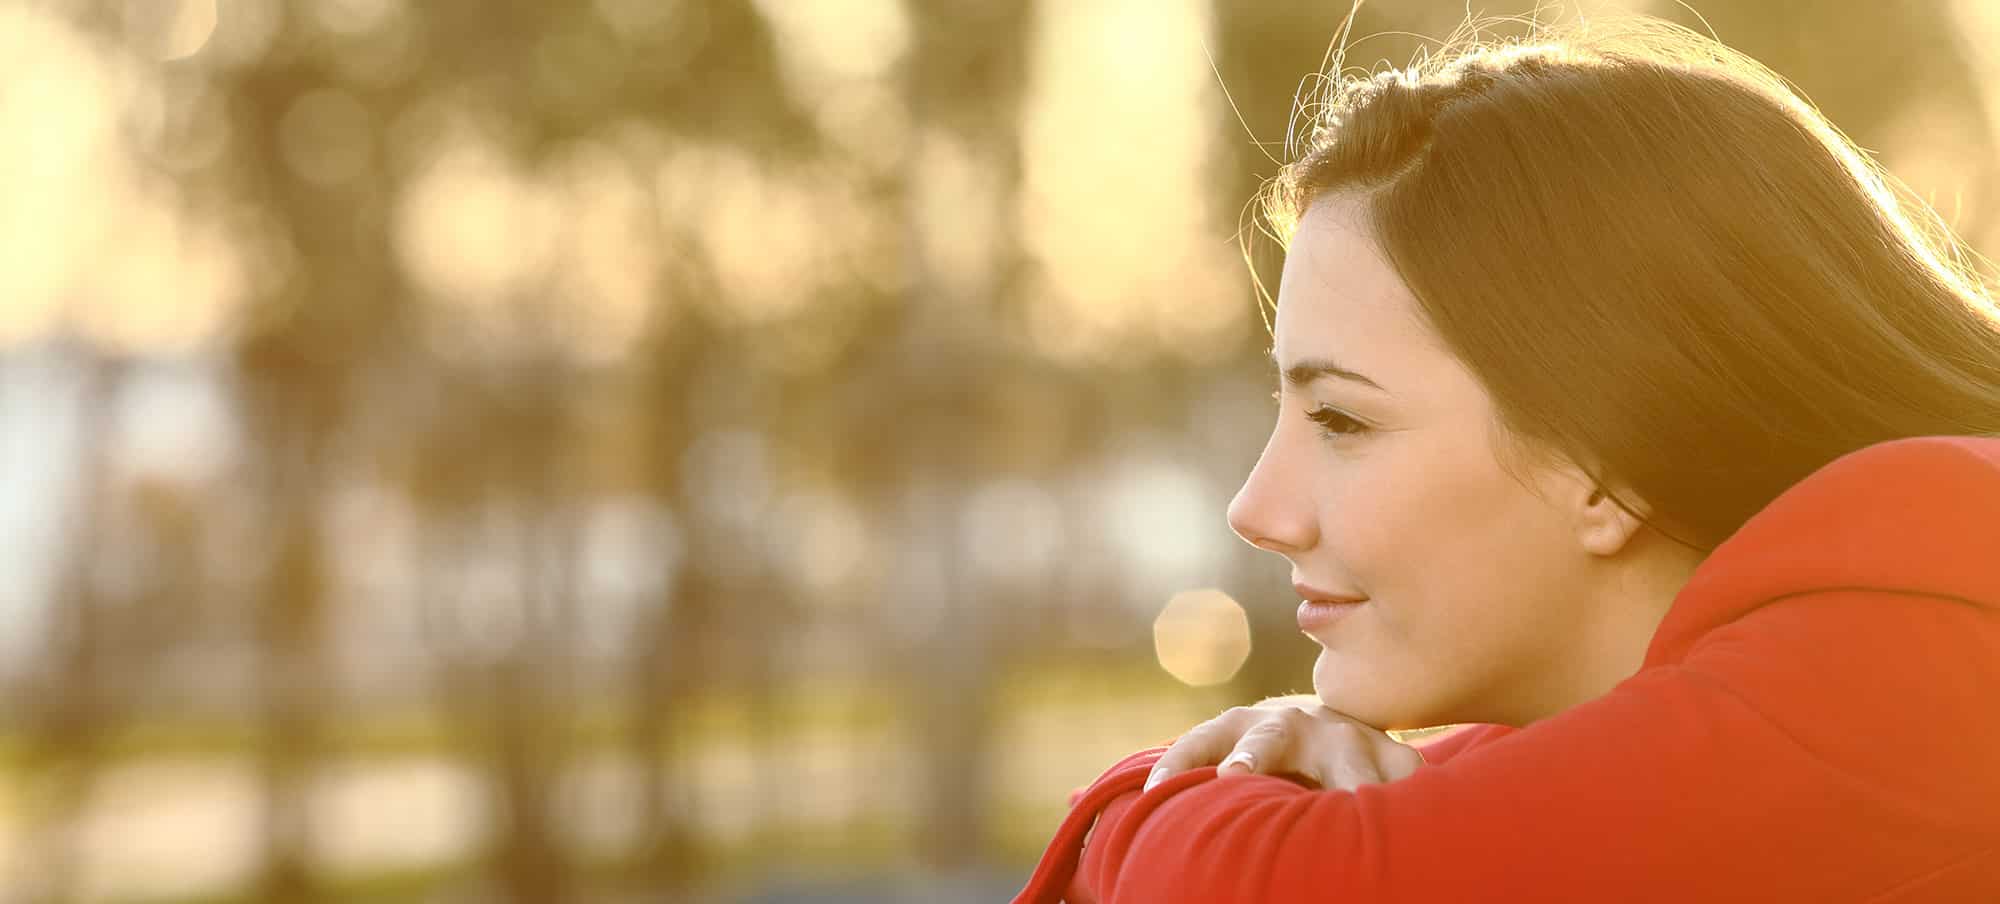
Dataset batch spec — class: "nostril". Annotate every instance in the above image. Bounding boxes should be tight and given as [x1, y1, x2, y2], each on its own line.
[1251, 535, 1295, 555]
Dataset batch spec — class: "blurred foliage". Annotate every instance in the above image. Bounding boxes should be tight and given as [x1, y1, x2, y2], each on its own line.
[0, 0, 1994, 901]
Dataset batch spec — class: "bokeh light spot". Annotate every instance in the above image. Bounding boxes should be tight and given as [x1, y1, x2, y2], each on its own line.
[124, 0, 217, 62]
[393, 125, 559, 311]
[1152, 588, 1251, 686]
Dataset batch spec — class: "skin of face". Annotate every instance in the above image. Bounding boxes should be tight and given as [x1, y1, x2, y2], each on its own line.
[1227, 193, 1695, 730]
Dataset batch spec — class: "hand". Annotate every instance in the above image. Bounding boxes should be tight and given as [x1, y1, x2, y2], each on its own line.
[1143, 697, 1426, 792]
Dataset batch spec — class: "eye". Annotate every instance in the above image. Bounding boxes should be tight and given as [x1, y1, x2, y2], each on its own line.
[1304, 403, 1370, 439]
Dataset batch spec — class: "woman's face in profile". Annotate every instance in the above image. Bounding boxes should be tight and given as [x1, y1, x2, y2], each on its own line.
[1227, 194, 1606, 730]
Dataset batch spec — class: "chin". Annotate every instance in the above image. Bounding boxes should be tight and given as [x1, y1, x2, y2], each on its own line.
[1314, 658, 1437, 732]
[1312, 671, 1392, 730]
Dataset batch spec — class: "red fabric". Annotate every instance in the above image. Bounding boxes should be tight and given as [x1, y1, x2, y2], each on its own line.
[1013, 435, 2000, 903]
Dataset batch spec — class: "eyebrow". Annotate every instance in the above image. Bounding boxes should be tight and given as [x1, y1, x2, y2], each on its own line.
[1276, 354, 1388, 393]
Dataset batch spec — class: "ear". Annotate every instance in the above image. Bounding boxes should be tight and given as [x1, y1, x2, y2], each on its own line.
[1574, 481, 1648, 557]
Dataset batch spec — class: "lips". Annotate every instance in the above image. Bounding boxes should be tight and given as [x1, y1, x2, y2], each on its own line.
[1293, 580, 1367, 634]
[1292, 580, 1366, 604]
[1297, 599, 1365, 632]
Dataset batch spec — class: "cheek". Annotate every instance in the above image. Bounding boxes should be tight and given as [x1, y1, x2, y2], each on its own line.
[1312, 454, 1567, 726]
[1321, 441, 1561, 631]
[1318, 450, 1467, 591]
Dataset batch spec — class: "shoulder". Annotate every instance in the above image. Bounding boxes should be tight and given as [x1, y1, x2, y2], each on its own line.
[1703, 433, 1999, 587]
[1749, 434, 2000, 526]
[1646, 434, 2000, 665]
[1804, 433, 2000, 487]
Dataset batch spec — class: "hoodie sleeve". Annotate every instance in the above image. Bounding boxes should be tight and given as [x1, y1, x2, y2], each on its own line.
[1070, 586, 2000, 903]
[1409, 722, 1508, 765]
[1042, 722, 1504, 903]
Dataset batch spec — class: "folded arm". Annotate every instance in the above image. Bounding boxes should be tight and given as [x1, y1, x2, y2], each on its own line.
[1074, 589, 2000, 903]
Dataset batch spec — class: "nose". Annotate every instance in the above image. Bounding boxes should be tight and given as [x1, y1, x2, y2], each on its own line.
[1226, 439, 1318, 555]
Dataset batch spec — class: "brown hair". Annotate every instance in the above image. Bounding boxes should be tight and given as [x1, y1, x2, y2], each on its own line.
[1259, 12, 2000, 552]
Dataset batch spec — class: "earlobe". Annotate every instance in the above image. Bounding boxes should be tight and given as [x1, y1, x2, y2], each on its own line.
[1578, 484, 1645, 556]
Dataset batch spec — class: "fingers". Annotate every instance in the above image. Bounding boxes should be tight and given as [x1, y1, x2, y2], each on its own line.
[1142, 704, 1427, 794]
[1373, 735, 1428, 782]
[1145, 707, 1257, 791]
[1322, 722, 1385, 790]
[1216, 712, 1297, 779]
[1322, 730, 1431, 789]
[1306, 704, 1419, 789]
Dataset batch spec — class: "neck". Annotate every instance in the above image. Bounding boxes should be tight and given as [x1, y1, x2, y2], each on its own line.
[1511, 535, 1703, 726]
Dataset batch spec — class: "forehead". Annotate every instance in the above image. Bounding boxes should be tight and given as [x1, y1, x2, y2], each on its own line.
[1273, 197, 1437, 364]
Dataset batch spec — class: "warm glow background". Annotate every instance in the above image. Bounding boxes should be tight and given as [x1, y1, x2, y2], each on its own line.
[1, 1, 1995, 901]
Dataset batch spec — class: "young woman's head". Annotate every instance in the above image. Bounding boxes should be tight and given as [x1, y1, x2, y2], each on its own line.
[1225, 15, 2000, 731]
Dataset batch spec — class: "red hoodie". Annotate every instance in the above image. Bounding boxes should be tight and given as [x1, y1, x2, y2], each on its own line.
[1013, 435, 2000, 903]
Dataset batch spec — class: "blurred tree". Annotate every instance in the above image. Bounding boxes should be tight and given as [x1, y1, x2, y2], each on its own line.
[623, 0, 807, 892]
[14, 350, 127, 904]
[230, 311, 347, 902]
[209, 1, 413, 895]
[409, 358, 583, 903]
[891, 0, 1044, 871]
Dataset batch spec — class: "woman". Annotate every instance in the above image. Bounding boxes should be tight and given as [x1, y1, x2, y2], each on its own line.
[1013, 12, 2000, 904]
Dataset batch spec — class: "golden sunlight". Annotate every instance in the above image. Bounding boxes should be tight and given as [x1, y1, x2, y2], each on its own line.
[0, 6, 240, 354]
[391, 121, 561, 352]
[1019, 0, 1242, 365]
[748, 0, 909, 85]
[1948, 0, 2000, 254]
[0, 6, 107, 347]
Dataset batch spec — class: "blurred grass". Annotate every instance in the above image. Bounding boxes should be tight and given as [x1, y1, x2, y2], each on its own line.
[127, 864, 474, 904]
[2, 660, 1473, 903]
[0, 678, 908, 770]
[0, 655, 1231, 768]
[116, 819, 920, 904]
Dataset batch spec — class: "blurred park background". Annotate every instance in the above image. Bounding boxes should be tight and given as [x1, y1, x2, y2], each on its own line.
[1, 0, 1998, 901]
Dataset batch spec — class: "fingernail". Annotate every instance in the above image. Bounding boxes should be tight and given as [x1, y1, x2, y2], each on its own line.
[1144, 767, 1166, 792]
[1219, 751, 1255, 774]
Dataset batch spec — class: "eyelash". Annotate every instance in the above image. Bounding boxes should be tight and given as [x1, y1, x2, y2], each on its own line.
[1305, 404, 1369, 439]
[1271, 391, 1371, 440]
